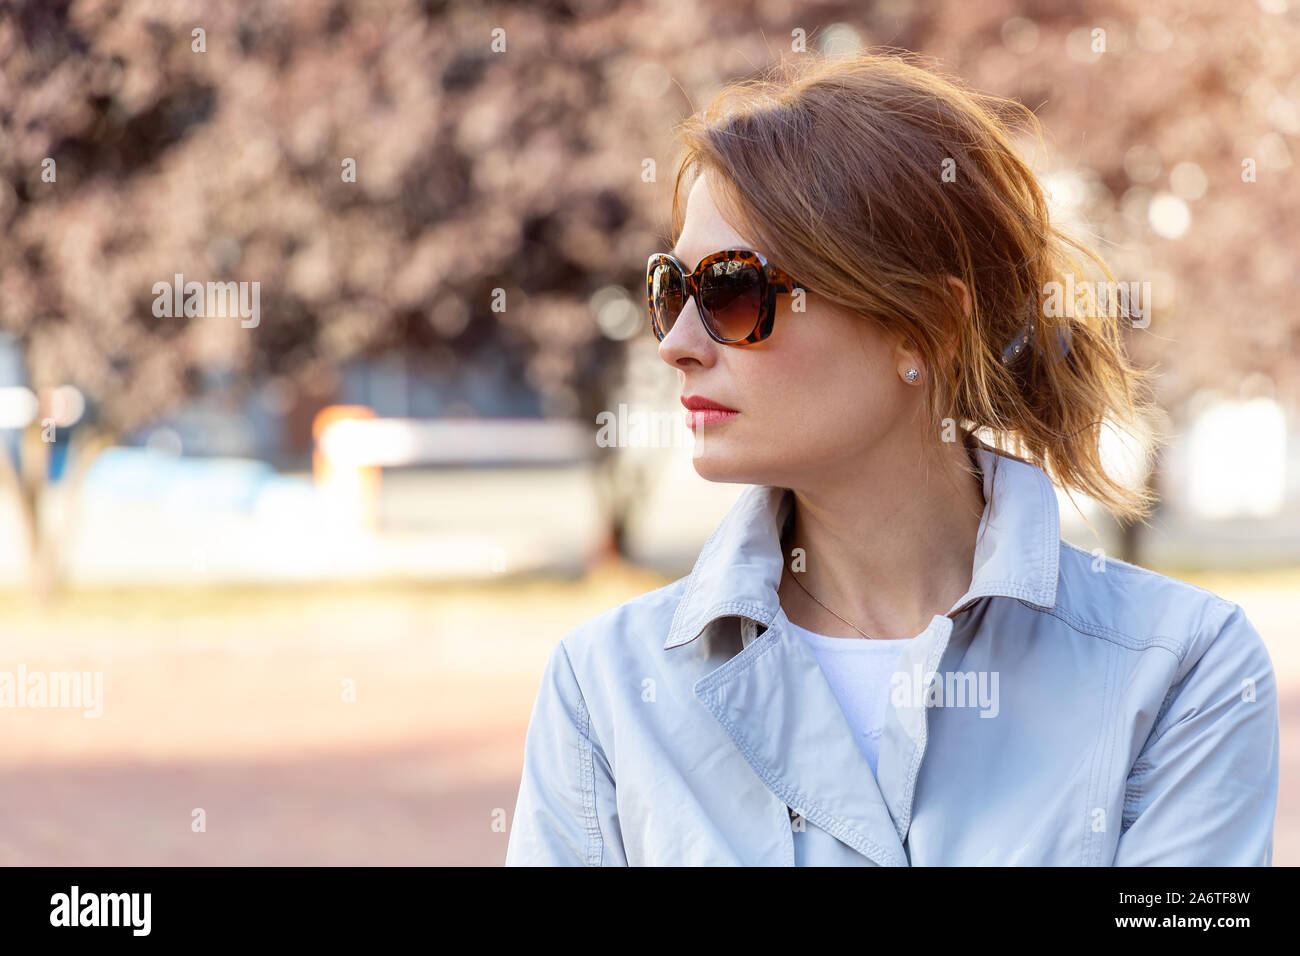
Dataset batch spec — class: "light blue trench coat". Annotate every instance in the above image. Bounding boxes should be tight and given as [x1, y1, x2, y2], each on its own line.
[504, 441, 1280, 865]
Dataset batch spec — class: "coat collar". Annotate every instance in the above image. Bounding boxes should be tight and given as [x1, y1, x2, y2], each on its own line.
[664, 435, 1060, 651]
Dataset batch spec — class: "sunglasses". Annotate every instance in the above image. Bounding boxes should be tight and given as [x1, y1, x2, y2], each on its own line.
[646, 249, 800, 345]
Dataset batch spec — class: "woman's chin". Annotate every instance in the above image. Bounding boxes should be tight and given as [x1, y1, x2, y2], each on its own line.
[689, 452, 758, 485]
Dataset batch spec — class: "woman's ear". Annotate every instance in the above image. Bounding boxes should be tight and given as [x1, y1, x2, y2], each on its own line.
[946, 275, 972, 319]
[891, 330, 924, 384]
[932, 275, 972, 370]
[895, 278, 971, 382]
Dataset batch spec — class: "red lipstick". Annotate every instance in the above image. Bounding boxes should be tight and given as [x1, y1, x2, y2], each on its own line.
[681, 395, 739, 429]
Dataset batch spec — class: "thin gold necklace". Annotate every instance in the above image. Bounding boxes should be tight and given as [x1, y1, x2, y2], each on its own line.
[784, 554, 877, 640]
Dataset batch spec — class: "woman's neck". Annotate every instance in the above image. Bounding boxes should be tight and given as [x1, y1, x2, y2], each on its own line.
[777, 433, 986, 641]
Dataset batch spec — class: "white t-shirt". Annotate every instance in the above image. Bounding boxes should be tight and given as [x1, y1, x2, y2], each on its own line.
[786, 620, 916, 777]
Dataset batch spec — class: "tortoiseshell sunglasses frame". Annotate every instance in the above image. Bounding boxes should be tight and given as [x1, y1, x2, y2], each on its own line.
[646, 249, 800, 345]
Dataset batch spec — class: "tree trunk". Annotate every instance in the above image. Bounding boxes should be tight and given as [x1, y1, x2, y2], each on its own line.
[1118, 457, 1162, 566]
[0, 422, 114, 601]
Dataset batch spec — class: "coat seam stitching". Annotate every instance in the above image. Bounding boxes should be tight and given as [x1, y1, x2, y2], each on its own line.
[895, 622, 953, 842]
[559, 640, 604, 867]
[1021, 601, 1188, 657]
[1081, 643, 1105, 864]
[1088, 642, 1119, 864]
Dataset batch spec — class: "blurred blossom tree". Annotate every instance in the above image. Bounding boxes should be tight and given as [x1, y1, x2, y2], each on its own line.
[1, 0, 1297, 589]
[0, 0, 660, 587]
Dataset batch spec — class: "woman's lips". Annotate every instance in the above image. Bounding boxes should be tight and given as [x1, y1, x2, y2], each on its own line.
[684, 408, 739, 429]
[680, 396, 739, 429]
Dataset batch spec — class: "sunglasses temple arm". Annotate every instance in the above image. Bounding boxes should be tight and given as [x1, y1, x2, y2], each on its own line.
[770, 270, 800, 292]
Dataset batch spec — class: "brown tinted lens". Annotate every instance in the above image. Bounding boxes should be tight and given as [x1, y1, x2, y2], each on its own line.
[699, 260, 762, 341]
[651, 261, 686, 339]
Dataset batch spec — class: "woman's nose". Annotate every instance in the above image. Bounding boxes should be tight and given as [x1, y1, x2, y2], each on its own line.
[657, 299, 715, 369]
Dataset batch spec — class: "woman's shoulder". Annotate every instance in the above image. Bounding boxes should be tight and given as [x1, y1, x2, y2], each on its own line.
[554, 574, 693, 673]
[1054, 539, 1269, 672]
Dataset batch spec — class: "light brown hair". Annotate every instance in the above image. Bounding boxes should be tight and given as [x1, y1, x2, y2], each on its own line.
[668, 51, 1161, 525]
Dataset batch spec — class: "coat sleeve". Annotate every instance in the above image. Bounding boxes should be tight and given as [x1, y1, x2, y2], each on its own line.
[1112, 601, 1279, 866]
[504, 637, 625, 866]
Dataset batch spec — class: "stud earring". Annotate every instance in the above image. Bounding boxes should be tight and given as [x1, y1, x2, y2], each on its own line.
[904, 367, 919, 384]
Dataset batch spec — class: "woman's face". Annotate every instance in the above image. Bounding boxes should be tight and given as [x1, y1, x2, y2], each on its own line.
[658, 173, 921, 490]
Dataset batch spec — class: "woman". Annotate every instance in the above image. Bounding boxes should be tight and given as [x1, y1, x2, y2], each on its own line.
[505, 53, 1278, 866]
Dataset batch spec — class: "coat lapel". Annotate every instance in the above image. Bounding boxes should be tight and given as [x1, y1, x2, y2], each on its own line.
[693, 609, 910, 867]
